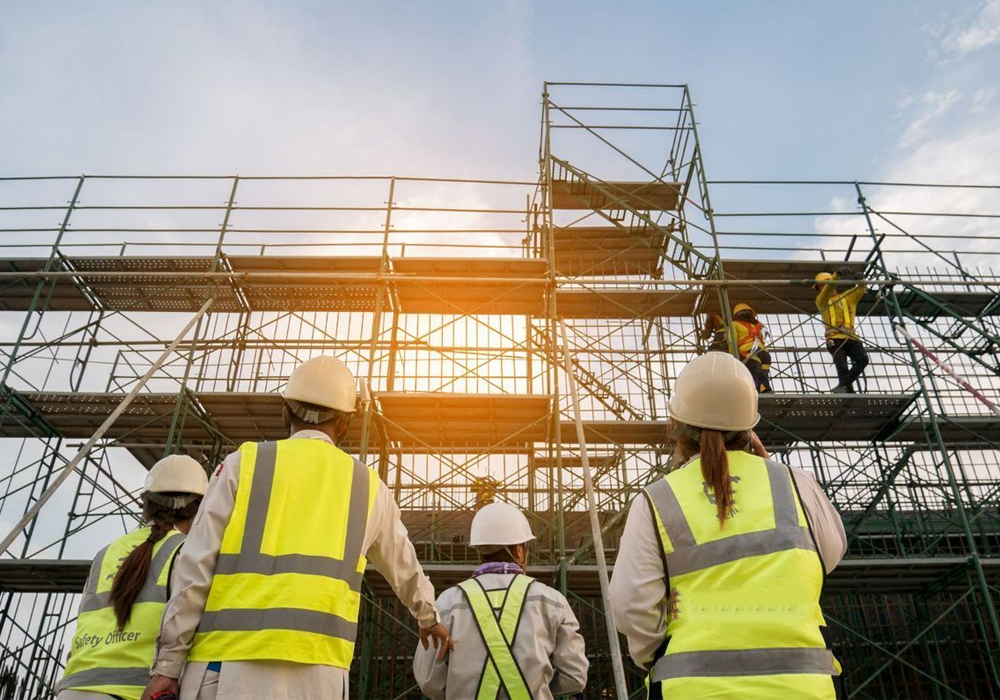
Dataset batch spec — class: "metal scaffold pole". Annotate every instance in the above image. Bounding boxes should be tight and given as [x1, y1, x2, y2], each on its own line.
[0, 298, 214, 556]
[559, 321, 630, 698]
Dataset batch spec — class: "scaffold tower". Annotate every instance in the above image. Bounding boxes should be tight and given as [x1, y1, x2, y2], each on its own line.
[1, 82, 999, 699]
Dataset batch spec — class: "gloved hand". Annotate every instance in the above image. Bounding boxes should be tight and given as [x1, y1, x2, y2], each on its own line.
[836, 266, 854, 280]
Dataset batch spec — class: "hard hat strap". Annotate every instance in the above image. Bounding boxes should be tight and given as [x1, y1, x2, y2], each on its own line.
[144, 491, 201, 510]
[287, 399, 340, 425]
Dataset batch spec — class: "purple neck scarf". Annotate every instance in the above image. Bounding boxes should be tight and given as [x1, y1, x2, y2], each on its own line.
[473, 562, 524, 577]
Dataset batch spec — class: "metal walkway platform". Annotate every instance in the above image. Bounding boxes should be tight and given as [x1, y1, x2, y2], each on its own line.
[376, 393, 551, 447]
[552, 226, 664, 276]
[887, 415, 1000, 447]
[756, 393, 918, 445]
[555, 289, 698, 318]
[551, 180, 682, 211]
[702, 259, 998, 319]
[392, 258, 547, 315]
[3, 389, 994, 461]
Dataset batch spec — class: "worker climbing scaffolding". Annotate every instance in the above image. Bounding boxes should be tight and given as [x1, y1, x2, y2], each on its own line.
[731, 303, 773, 393]
[815, 267, 871, 393]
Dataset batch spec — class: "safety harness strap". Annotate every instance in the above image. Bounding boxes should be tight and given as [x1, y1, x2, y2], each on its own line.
[458, 574, 534, 700]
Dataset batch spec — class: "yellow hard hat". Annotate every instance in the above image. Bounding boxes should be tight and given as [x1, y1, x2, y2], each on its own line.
[144, 455, 207, 497]
[733, 303, 755, 316]
[668, 353, 760, 431]
[283, 355, 358, 421]
[813, 271, 834, 290]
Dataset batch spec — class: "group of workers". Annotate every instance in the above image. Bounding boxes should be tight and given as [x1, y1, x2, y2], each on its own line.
[58, 348, 848, 699]
[703, 266, 871, 395]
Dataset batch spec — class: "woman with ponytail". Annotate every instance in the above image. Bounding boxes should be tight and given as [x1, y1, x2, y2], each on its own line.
[609, 353, 848, 700]
[58, 455, 207, 700]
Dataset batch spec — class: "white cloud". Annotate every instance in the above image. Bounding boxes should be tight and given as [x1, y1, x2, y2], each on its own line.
[970, 87, 997, 113]
[941, 0, 1000, 54]
[814, 120, 1000, 269]
[897, 90, 962, 149]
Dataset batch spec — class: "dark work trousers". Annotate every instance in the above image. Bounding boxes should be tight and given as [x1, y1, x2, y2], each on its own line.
[744, 350, 772, 393]
[827, 338, 869, 392]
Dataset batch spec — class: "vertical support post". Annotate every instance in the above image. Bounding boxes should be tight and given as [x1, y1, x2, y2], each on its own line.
[560, 321, 629, 698]
[682, 86, 735, 361]
[361, 177, 394, 462]
[541, 85, 567, 594]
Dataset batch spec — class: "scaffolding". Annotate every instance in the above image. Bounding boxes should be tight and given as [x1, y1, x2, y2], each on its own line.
[0, 82, 998, 698]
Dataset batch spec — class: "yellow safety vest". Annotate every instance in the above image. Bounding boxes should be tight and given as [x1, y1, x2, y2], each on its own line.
[643, 451, 842, 699]
[60, 526, 185, 700]
[457, 574, 534, 700]
[816, 283, 866, 340]
[188, 439, 379, 669]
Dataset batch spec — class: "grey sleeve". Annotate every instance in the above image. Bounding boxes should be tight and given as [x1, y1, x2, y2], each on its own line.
[609, 493, 668, 669]
[791, 468, 848, 573]
[412, 590, 453, 700]
[549, 592, 589, 696]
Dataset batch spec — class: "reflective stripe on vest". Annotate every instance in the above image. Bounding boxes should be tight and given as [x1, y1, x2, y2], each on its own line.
[188, 439, 379, 669]
[60, 526, 185, 700]
[457, 574, 534, 700]
[644, 453, 839, 698]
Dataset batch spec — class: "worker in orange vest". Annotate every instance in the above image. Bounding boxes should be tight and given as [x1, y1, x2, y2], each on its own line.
[732, 303, 772, 393]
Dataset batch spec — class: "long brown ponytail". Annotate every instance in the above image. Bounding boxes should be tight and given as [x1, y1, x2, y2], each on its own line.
[671, 423, 751, 528]
[699, 430, 734, 526]
[109, 498, 200, 630]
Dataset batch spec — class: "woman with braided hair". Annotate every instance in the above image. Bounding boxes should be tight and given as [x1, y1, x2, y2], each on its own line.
[59, 455, 207, 700]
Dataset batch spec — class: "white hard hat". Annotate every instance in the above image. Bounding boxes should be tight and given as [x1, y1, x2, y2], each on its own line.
[668, 353, 760, 432]
[470, 502, 535, 547]
[283, 355, 358, 421]
[144, 455, 208, 496]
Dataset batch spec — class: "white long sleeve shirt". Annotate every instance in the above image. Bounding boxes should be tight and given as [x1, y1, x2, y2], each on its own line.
[413, 573, 589, 700]
[152, 430, 440, 700]
[609, 465, 847, 669]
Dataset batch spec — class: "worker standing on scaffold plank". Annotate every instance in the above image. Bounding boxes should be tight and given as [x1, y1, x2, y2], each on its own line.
[413, 502, 589, 699]
[609, 353, 847, 699]
[58, 456, 207, 700]
[815, 267, 870, 393]
[731, 303, 773, 393]
[142, 356, 452, 700]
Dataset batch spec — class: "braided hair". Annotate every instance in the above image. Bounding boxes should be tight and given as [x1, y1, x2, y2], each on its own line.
[109, 493, 201, 630]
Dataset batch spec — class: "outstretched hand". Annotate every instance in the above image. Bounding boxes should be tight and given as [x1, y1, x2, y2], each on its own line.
[419, 621, 455, 661]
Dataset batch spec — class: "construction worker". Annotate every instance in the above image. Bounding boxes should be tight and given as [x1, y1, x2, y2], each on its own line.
[731, 302, 772, 392]
[143, 356, 451, 700]
[699, 313, 729, 353]
[815, 267, 870, 393]
[609, 353, 847, 699]
[413, 502, 588, 699]
[58, 455, 207, 700]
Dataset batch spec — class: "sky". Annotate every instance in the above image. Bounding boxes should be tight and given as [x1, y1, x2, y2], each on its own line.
[2, 1, 1000, 549]
[1, 0, 999, 185]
